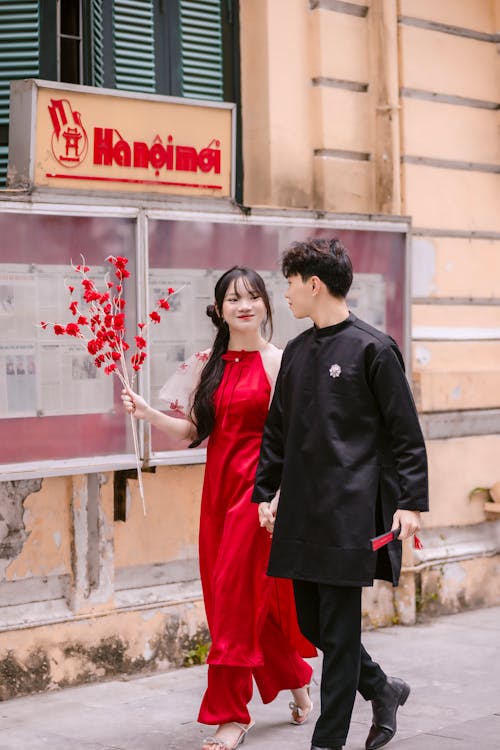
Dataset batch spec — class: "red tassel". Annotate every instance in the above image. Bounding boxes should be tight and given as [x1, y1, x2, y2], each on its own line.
[371, 531, 396, 551]
[414, 534, 423, 550]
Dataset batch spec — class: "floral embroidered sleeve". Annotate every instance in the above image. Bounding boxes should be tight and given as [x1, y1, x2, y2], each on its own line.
[158, 350, 210, 419]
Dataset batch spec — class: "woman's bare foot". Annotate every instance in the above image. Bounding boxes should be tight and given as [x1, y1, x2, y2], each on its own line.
[202, 720, 255, 749]
[289, 685, 313, 725]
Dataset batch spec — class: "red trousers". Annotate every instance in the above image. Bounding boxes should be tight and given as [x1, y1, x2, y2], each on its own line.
[198, 614, 313, 725]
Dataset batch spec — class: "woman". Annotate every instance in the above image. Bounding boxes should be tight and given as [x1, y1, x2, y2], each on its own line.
[122, 267, 314, 750]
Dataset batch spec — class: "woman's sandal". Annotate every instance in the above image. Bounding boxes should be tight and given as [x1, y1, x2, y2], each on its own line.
[202, 720, 255, 749]
[289, 685, 313, 725]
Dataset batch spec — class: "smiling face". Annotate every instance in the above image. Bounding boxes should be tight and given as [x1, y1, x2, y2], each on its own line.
[284, 274, 315, 319]
[220, 276, 267, 335]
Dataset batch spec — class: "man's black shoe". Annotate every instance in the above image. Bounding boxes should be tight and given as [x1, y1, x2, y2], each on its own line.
[365, 676, 410, 750]
[310, 746, 343, 750]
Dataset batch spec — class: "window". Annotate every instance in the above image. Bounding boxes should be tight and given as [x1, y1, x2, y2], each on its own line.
[58, 0, 83, 84]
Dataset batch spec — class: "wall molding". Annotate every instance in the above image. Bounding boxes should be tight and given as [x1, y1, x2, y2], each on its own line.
[314, 148, 371, 161]
[413, 298, 500, 306]
[399, 15, 500, 44]
[412, 228, 500, 240]
[403, 154, 500, 175]
[312, 76, 369, 93]
[400, 87, 499, 111]
[420, 409, 500, 440]
[310, 0, 368, 17]
[413, 325, 500, 341]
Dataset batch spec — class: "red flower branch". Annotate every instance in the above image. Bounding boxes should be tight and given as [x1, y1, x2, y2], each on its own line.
[39, 255, 176, 515]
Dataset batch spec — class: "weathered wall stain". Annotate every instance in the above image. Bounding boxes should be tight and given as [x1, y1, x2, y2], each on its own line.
[0, 649, 51, 700]
[0, 479, 42, 576]
[151, 615, 210, 669]
[0, 616, 211, 701]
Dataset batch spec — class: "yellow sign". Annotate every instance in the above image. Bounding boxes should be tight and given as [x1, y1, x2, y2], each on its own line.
[9, 80, 235, 197]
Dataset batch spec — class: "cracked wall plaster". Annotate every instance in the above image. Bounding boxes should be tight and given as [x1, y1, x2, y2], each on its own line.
[0, 479, 42, 578]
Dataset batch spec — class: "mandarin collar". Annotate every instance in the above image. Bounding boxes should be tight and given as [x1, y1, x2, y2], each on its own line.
[222, 349, 260, 362]
[313, 312, 356, 338]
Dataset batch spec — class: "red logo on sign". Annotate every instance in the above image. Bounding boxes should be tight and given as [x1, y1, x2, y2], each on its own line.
[48, 99, 89, 167]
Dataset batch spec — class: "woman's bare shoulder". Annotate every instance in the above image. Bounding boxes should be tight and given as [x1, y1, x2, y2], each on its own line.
[260, 343, 283, 386]
[261, 342, 282, 362]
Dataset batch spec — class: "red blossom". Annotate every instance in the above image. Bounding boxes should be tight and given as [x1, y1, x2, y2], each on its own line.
[149, 311, 161, 323]
[68, 286, 75, 294]
[40, 321, 48, 329]
[84, 289, 101, 302]
[77, 315, 88, 325]
[69, 300, 78, 315]
[54, 324, 65, 335]
[138, 322, 145, 330]
[87, 340, 100, 355]
[131, 352, 147, 371]
[99, 293, 110, 304]
[158, 298, 170, 310]
[104, 364, 116, 375]
[111, 351, 121, 361]
[168, 287, 175, 295]
[115, 268, 131, 280]
[75, 264, 90, 272]
[107, 281, 114, 289]
[113, 313, 125, 330]
[134, 336, 147, 349]
[65, 323, 80, 337]
[116, 285, 122, 293]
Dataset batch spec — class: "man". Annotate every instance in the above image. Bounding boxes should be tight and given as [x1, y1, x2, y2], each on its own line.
[252, 239, 428, 750]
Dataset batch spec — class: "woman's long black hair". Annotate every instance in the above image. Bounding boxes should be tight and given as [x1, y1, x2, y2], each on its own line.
[189, 266, 273, 447]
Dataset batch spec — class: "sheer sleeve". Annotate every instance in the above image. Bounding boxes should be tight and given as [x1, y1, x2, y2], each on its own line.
[158, 350, 210, 418]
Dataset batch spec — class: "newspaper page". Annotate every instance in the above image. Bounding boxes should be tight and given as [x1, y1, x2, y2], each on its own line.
[0, 263, 113, 419]
[149, 268, 213, 409]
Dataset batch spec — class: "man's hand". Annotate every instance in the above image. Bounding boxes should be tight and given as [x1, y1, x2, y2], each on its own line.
[392, 509, 421, 541]
[259, 502, 276, 536]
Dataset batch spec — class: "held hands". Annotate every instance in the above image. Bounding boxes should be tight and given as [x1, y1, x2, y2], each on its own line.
[121, 386, 149, 420]
[259, 502, 276, 536]
[259, 493, 279, 537]
[392, 509, 421, 541]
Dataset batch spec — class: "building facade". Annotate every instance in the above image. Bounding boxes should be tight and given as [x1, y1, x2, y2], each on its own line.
[0, 0, 499, 699]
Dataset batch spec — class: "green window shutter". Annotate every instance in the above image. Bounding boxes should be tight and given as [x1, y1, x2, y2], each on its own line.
[180, 0, 224, 101]
[0, 0, 39, 185]
[113, 0, 155, 93]
[91, 0, 104, 87]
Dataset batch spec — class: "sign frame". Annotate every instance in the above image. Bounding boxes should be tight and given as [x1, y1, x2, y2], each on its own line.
[7, 79, 236, 199]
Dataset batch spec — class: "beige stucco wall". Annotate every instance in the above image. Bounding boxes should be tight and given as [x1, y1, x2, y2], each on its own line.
[114, 465, 203, 568]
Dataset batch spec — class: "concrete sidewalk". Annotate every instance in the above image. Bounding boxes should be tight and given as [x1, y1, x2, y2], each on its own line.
[0, 606, 499, 750]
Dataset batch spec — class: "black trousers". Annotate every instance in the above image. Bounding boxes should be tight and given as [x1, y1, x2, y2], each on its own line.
[293, 580, 387, 747]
